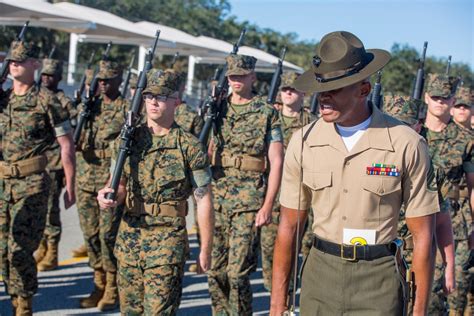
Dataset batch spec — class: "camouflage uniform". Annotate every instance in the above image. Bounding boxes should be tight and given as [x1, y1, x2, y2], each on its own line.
[76, 60, 128, 278]
[40, 58, 76, 247]
[175, 103, 204, 138]
[260, 71, 315, 292]
[0, 41, 71, 302]
[207, 55, 283, 315]
[419, 75, 474, 314]
[112, 69, 212, 314]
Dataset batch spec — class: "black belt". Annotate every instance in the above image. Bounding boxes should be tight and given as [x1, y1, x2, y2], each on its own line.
[312, 236, 396, 261]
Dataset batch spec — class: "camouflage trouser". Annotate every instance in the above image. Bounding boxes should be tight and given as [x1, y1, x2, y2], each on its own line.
[260, 211, 279, 292]
[207, 208, 259, 316]
[115, 213, 187, 315]
[76, 189, 122, 272]
[42, 169, 64, 244]
[0, 189, 49, 296]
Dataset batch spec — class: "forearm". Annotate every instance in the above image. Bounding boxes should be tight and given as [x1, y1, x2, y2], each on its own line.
[60, 136, 76, 195]
[263, 142, 283, 208]
[195, 185, 214, 254]
[435, 211, 454, 267]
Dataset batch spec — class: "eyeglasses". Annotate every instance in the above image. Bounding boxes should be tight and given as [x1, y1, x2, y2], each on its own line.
[143, 94, 176, 101]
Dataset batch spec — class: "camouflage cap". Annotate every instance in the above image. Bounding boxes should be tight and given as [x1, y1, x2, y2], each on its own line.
[384, 94, 421, 126]
[426, 73, 459, 98]
[143, 69, 180, 96]
[129, 73, 138, 89]
[454, 86, 473, 107]
[95, 60, 122, 80]
[225, 54, 257, 76]
[5, 41, 40, 62]
[41, 58, 63, 76]
[85, 69, 94, 85]
[280, 71, 300, 90]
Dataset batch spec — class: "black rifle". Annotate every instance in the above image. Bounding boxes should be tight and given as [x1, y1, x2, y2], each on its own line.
[198, 29, 246, 145]
[120, 54, 135, 98]
[73, 42, 113, 144]
[371, 71, 383, 109]
[1, 21, 29, 87]
[445, 55, 452, 76]
[105, 31, 160, 200]
[199, 67, 222, 117]
[170, 52, 179, 68]
[266, 47, 287, 105]
[411, 41, 428, 100]
[309, 93, 319, 115]
[73, 51, 96, 107]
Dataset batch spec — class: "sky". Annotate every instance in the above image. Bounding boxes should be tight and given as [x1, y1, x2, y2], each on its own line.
[227, 0, 473, 69]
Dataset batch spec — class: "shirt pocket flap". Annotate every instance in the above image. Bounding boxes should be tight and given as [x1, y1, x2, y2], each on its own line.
[362, 176, 401, 196]
[303, 171, 332, 191]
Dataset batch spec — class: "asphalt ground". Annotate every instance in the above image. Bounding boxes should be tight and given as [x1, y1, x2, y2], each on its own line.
[0, 194, 301, 315]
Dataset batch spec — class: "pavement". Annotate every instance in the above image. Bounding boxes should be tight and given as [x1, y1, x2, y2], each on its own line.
[0, 194, 301, 315]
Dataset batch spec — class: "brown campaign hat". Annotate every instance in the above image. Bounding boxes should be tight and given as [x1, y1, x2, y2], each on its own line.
[294, 31, 391, 93]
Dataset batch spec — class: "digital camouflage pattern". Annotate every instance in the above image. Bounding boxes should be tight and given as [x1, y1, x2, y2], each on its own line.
[225, 54, 257, 76]
[76, 94, 128, 272]
[5, 40, 40, 62]
[208, 95, 282, 314]
[279, 71, 300, 90]
[85, 69, 94, 85]
[383, 95, 421, 126]
[95, 60, 122, 80]
[129, 73, 138, 89]
[41, 58, 63, 76]
[143, 69, 181, 96]
[174, 103, 204, 137]
[425, 73, 460, 98]
[112, 123, 210, 314]
[0, 85, 69, 297]
[454, 86, 473, 107]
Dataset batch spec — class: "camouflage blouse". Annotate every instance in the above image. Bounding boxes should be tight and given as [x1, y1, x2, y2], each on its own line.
[174, 102, 204, 138]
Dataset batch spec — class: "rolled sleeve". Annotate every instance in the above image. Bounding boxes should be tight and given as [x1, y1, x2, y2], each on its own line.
[279, 132, 311, 210]
[54, 120, 72, 137]
[404, 138, 440, 218]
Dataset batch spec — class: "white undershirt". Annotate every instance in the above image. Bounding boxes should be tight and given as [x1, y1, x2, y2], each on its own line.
[336, 116, 372, 151]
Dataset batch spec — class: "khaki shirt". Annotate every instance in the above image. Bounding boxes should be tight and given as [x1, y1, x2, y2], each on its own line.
[280, 105, 439, 244]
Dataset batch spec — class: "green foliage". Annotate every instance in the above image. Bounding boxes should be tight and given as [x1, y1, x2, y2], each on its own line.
[1, 0, 472, 95]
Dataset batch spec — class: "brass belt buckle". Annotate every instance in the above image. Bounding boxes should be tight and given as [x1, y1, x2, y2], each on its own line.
[340, 243, 357, 261]
[234, 156, 242, 169]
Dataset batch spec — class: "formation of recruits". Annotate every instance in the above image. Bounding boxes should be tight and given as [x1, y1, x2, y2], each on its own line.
[0, 29, 472, 316]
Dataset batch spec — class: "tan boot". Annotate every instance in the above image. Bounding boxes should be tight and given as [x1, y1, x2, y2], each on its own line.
[188, 263, 197, 272]
[449, 310, 463, 316]
[11, 295, 18, 315]
[16, 296, 32, 316]
[79, 269, 105, 308]
[37, 242, 58, 271]
[465, 292, 473, 316]
[97, 272, 119, 311]
[71, 244, 88, 258]
[34, 239, 47, 264]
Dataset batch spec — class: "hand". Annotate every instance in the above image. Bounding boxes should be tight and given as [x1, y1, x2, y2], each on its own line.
[97, 187, 118, 209]
[443, 263, 455, 295]
[269, 305, 288, 316]
[255, 204, 272, 227]
[63, 190, 76, 209]
[197, 248, 211, 273]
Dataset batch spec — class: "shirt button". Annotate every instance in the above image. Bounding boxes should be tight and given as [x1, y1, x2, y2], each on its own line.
[345, 161, 350, 166]
[342, 216, 347, 220]
[343, 189, 348, 193]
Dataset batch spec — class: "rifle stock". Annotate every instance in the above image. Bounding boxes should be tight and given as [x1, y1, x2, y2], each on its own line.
[106, 31, 160, 200]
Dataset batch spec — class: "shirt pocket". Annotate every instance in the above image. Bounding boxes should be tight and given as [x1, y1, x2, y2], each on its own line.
[302, 171, 332, 217]
[361, 176, 401, 222]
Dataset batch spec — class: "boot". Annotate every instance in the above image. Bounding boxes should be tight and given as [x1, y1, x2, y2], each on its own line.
[71, 244, 88, 258]
[465, 292, 473, 316]
[11, 295, 18, 315]
[16, 296, 32, 316]
[37, 242, 58, 271]
[188, 263, 197, 272]
[97, 272, 119, 311]
[449, 310, 463, 316]
[34, 239, 47, 264]
[79, 269, 105, 308]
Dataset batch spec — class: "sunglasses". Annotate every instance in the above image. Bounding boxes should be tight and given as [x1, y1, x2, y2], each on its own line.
[143, 94, 176, 101]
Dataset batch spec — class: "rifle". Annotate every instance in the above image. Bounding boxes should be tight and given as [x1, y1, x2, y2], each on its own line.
[411, 41, 428, 100]
[371, 71, 383, 109]
[170, 52, 179, 68]
[266, 47, 287, 105]
[73, 42, 113, 144]
[1, 21, 29, 86]
[73, 51, 96, 107]
[105, 31, 160, 200]
[120, 54, 135, 98]
[198, 29, 246, 145]
[309, 93, 319, 115]
[445, 55, 452, 76]
[199, 67, 222, 117]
